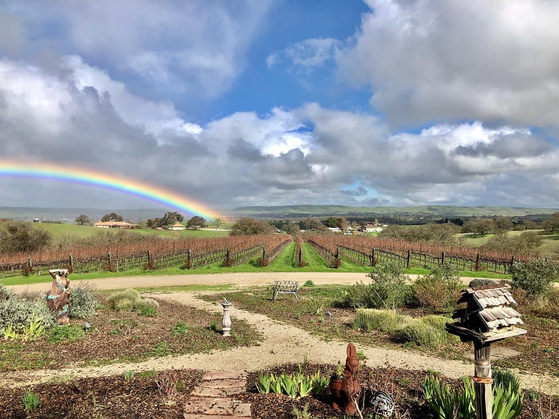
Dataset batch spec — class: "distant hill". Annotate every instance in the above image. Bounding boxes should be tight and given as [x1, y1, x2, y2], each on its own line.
[230, 205, 559, 218]
[0, 207, 174, 222]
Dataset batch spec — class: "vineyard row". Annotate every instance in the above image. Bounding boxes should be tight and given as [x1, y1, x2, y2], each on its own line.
[0, 235, 292, 278]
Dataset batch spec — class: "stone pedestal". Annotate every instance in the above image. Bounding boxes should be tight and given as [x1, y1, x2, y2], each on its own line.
[221, 299, 232, 337]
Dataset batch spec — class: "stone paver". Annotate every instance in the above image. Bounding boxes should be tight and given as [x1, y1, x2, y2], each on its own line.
[184, 371, 251, 417]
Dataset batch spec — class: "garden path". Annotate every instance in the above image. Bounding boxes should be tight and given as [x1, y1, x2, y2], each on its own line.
[8, 272, 487, 294]
[1, 291, 557, 397]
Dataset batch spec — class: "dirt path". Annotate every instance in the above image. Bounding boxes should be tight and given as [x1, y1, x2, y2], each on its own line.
[8, 272, 488, 294]
[1, 291, 557, 396]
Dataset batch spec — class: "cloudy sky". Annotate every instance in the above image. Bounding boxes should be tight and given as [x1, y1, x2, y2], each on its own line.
[1, 0, 559, 212]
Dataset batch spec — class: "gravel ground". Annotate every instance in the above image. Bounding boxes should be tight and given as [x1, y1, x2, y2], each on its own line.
[1, 291, 558, 396]
[7, 272, 488, 294]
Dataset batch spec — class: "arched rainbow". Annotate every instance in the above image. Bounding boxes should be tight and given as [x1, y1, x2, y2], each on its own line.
[0, 160, 221, 220]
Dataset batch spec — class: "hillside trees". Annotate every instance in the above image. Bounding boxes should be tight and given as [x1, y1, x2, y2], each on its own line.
[380, 224, 459, 246]
[101, 212, 123, 222]
[0, 222, 52, 253]
[74, 214, 91, 225]
[231, 217, 275, 236]
[461, 219, 495, 237]
[543, 212, 559, 233]
[187, 216, 206, 229]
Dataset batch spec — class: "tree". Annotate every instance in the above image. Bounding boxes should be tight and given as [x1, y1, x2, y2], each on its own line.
[74, 214, 91, 225]
[0, 222, 52, 253]
[186, 216, 206, 229]
[161, 211, 184, 226]
[324, 217, 339, 228]
[281, 222, 300, 235]
[461, 219, 494, 237]
[214, 218, 223, 229]
[543, 212, 559, 234]
[493, 217, 514, 233]
[101, 212, 123, 222]
[300, 217, 327, 232]
[230, 217, 275, 236]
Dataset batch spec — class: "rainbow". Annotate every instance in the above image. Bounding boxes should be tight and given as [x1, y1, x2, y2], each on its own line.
[0, 160, 221, 220]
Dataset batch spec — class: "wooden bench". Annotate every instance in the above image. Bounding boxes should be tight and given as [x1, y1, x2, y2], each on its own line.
[272, 281, 299, 301]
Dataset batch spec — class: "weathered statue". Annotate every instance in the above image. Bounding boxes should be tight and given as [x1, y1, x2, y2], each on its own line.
[46, 269, 71, 324]
[331, 343, 361, 415]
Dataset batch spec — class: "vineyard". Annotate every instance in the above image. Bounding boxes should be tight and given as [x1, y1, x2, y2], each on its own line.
[307, 235, 532, 274]
[0, 235, 292, 278]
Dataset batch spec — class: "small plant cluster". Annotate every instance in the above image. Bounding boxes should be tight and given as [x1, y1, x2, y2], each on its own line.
[47, 324, 86, 344]
[69, 283, 98, 319]
[423, 370, 522, 419]
[353, 309, 459, 348]
[106, 288, 159, 316]
[22, 390, 40, 414]
[0, 290, 55, 340]
[413, 263, 462, 312]
[256, 368, 329, 399]
[343, 261, 408, 309]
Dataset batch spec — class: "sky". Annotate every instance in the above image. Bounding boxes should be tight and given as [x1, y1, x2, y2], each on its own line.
[1, 0, 559, 213]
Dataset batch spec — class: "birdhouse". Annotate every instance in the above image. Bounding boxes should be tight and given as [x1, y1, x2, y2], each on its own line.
[446, 284, 526, 419]
[446, 284, 526, 343]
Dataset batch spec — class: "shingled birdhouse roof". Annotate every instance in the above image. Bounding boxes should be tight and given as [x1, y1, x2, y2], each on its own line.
[446, 284, 527, 343]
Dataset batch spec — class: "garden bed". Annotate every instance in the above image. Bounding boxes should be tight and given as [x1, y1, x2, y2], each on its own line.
[200, 286, 558, 375]
[0, 296, 262, 371]
[0, 369, 203, 419]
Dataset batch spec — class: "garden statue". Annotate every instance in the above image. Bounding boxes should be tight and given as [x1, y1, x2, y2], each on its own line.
[331, 343, 361, 416]
[221, 297, 232, 337]
[46, 269, 71, 324]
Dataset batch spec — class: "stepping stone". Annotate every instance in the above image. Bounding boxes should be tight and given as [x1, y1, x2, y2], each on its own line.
[184, 398, 251, 417]
[203, 371, 248, 381]
[191, 386, 245, 397]
[203, 379, 247, 389]
[183, 415, 249, 419]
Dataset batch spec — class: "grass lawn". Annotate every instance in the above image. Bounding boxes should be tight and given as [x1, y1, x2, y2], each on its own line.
[457, 229, 559, 257]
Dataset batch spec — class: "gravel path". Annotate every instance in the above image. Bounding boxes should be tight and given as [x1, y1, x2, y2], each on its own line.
[1, 291, 557, 396]
[8, 272, 488, 294]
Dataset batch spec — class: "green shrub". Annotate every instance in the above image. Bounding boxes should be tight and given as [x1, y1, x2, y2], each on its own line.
[48, 325, 86, 344]
[123, 370, 135, 381]
[22, 390, 40, 413]
[413, 263, 462, 312]
[303, 280, 315, 287]
[511, 259, 557, 299]
[106, 289, 159, 313]
[0, 297, 55, 334]
[397, 321, 448, 348]
[353, 309, 407, 333]
[69, 283, 98, 319]
[344, 261, 407, 309]
[0, 284, 15, 301]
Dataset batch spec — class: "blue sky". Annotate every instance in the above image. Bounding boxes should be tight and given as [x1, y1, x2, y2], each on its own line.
[1, 0, 559, 211]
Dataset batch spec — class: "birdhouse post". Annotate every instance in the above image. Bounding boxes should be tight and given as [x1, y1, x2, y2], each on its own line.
[446, 284, 526, 419]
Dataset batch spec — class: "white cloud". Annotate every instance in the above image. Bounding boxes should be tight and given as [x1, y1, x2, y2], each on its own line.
[337, 0, 559, 127]
[267, 38, 340, 74]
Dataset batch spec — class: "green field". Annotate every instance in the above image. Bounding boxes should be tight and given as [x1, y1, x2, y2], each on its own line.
[458, 229, 559, 257]
[0, 221, 230, 239]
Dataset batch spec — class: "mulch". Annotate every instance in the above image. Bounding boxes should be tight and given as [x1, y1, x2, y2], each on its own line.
[0, 369, 203, 419]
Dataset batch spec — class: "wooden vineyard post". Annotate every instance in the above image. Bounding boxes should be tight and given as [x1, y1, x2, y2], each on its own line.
[475, 253, 481, 271]
[371, 248, 376, 266]
[186, 249, 191, 269]
[68, 253, 74, 272]
[225, 248, 231, 266]
[115, 251, 119, 272]
[406, 250, 411, 268]
[262, 247, 266, 261]
[298, 248, 303, 265]
[107, 252, 112, 272]
[441, 251, 445, 266]
[473, 341, 493, 419]
[509, 256, 515, 274]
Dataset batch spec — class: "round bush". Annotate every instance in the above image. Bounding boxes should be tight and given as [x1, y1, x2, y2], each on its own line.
[0, 297, 55, 333]
[106, 288, 158, 313]
[69, 285, 98, 319]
